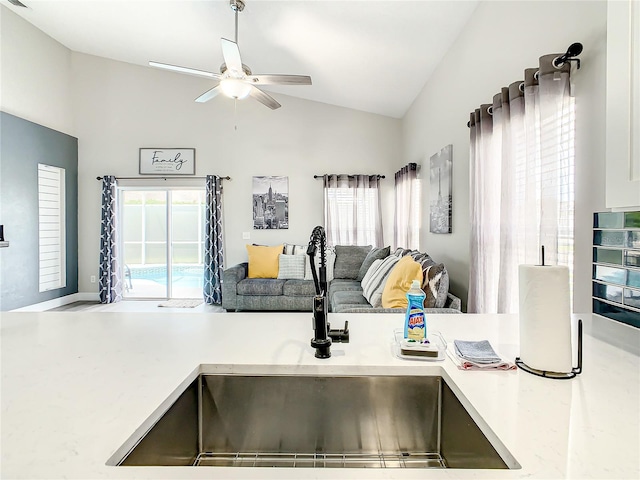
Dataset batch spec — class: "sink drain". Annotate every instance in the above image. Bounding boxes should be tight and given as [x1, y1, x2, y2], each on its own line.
[194, 451, 446, 468]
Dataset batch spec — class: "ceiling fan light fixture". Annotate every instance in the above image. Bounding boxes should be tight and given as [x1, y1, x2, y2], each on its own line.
[220, 78, 251, 99]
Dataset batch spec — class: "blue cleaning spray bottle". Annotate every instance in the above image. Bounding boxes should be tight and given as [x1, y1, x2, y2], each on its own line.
[404, 280, 426, 341]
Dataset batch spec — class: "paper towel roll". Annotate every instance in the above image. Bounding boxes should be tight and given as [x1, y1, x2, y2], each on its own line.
[519, 264, 572, 373]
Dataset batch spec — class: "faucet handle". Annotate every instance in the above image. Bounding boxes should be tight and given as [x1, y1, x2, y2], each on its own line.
[328, 320, 350, 343]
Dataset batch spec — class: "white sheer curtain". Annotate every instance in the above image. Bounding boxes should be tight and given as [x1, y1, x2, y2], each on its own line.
[323, 174, 383, 247]
[469, 54, 575, 313]
[394, 163, 421, 250]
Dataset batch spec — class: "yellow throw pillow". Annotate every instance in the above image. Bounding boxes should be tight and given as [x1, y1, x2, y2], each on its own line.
[246, 244, 283, 278]
[381, 255, 423, 309]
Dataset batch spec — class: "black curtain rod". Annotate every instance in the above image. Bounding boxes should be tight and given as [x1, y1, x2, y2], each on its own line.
[313, 174, 385, 179]
[96, 175, 230, 181]
[466, 42, 583, 128]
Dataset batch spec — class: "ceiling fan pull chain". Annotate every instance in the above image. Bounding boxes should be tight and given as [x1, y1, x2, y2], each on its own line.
[234, 98, 238, 131]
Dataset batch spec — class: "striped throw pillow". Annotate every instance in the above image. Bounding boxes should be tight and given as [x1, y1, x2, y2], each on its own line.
[284, 243, 308, 255]
[277, 254, 305, 280]
[362, 255, 400, 308]
[360, 258, 383, 289]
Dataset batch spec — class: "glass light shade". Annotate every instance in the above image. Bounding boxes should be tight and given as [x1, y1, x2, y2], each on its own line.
[220, 78, 251, 99]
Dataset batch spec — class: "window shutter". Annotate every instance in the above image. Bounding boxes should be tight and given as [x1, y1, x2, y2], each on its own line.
[38, 164, 66, 292]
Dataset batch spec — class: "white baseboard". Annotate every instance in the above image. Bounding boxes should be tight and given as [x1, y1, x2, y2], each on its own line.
[10, 292, 100, 312]
[76, 292, 100, 302]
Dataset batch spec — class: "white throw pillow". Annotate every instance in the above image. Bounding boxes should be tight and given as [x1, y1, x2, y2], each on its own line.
[277, 254, 305, 280]
[362, 255, 400, 307]
[305, 247, 335, 282]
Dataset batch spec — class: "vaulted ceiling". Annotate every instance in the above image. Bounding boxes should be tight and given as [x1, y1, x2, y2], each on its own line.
[4, 0, 479, 118]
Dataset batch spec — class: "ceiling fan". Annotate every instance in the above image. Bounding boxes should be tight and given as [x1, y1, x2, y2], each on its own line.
[149, 0, 312, 110]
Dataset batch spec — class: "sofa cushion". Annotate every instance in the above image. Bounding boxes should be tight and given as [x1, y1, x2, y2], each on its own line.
[237, 278, 286, 296]
[331, 290, 369, 312]
[246, 244, 283, 278]
[381, 256, 423, 309]
[329, 279, 362, 309]
[334, 245, 372, 279]
[356, 246, 390, 281]
[362, 255, 400, 308]
[333, 303, 374, 313]
[329, 279, 363, 294]
[283, 279, 316, 297]
[277, 254, 305, 280]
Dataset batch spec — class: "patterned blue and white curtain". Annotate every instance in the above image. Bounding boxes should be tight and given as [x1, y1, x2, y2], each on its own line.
[204, 175, 224, 304]
[99, 176, 122, 303]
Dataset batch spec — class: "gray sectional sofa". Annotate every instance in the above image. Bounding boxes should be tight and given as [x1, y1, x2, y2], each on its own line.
[222, 246, 461, 313]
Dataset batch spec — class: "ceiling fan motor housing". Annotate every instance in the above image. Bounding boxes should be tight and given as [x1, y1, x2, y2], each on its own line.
[219, 63, 252, 76]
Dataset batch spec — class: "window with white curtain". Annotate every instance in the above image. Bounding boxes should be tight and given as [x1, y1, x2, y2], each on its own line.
[468, 55, 576, 314]
[394, 163, 421, 250]
[323, 174, 383, 247]
[38, 164, 66, 292]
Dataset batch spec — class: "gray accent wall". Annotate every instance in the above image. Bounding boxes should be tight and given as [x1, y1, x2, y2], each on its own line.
[0, 112, 78, 310]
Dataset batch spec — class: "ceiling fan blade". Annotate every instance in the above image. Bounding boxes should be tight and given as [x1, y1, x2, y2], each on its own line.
[247, 75, 312, 86]
[195, 84, 221, 103]
[221, 38, 244, 73]
[249, 86, 281, 110]
[149, 61, 220, 79]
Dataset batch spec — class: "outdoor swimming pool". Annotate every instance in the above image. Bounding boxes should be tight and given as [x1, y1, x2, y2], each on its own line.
[125, 265, 204, 298]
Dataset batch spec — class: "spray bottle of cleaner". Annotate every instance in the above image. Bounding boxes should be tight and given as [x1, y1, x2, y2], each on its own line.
[404, 280, 426, 341]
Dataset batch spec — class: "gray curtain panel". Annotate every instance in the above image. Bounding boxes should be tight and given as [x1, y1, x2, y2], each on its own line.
[394, 163, 419, 250]
[98, 175, 122, 303]
[204, 175, 224, 304]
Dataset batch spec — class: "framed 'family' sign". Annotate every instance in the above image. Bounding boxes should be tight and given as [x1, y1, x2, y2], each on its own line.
[139, 148, 196, 175]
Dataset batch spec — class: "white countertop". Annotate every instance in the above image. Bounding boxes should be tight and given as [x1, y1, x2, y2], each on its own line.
[1, 311, 638, 479]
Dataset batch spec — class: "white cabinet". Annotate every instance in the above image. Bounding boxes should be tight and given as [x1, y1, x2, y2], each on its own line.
[606, 0, 640, 209]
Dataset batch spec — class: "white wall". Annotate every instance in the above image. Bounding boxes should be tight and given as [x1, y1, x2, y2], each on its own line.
[0, 5, 74, 135]
[402, 0, 607, 313]
[71, 53, 401, 293]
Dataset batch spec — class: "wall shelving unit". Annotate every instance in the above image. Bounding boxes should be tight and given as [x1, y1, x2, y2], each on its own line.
[592, 211, 640, 328]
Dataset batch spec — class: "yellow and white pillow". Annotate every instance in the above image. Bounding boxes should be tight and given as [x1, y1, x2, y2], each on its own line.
[381, 256, 423, 309]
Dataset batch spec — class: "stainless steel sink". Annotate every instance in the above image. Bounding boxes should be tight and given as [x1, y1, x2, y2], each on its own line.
[109, 373, 518, 469]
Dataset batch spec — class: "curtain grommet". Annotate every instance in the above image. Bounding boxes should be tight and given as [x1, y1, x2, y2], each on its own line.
[552, 56, 564, 70]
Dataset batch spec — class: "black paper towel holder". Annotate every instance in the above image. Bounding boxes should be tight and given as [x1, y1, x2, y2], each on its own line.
[515, 319, 583, 379]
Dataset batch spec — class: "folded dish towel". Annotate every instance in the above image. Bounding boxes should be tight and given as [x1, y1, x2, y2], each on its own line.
[448, 341, 515, 370]
[453, 339, 502, 364]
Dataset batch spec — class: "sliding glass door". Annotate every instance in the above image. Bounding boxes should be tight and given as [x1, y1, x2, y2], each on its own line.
[120, 188, 205, 299]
